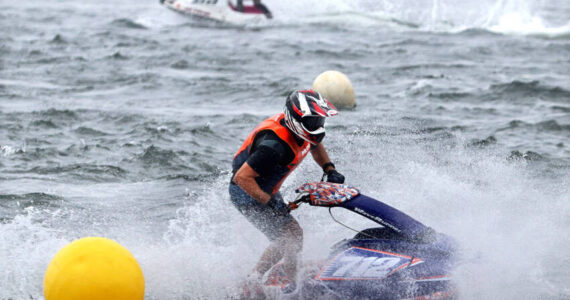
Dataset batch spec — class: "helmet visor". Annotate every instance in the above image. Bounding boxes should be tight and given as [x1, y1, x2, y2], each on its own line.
[301, 116, 325, 132]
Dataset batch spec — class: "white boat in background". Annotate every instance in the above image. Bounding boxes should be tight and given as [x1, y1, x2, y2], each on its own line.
[160, 0, 267, 25]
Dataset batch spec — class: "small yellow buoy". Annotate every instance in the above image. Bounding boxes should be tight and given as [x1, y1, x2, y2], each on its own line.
[44, 237, 145, 300]
[312, 70, 356, 109]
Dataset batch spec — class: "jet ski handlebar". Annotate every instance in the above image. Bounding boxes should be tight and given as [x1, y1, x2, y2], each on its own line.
[288, 193, 310, 210]
[288, 182, 361, 210]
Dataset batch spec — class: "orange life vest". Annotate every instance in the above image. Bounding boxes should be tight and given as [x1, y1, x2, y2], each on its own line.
[232, 113, 311, 195]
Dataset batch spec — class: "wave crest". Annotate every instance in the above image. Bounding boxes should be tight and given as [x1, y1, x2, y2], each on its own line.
[272, 0, 570, 37]
[110, 18, 148, 30]
[490, 80, 570, 100]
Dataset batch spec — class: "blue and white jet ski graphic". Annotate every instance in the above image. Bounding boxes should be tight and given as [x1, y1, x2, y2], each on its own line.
[316, 246, 424, 281]
[262, 182, 457, 300]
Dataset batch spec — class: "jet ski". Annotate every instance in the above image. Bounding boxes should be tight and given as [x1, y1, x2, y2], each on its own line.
[262, 182, 457, 300]
[160, 0, 267, 25]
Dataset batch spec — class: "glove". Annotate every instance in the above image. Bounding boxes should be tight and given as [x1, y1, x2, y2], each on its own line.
[326, 169, 345, 184]
[267, 194, 290, 216]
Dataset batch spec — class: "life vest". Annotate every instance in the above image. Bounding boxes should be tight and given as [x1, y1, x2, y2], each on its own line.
[232, 113, 311, 195]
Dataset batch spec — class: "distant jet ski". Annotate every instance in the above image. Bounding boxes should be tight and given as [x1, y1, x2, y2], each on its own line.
[254, 182, 458, 299]
[160, 0, 268, 25]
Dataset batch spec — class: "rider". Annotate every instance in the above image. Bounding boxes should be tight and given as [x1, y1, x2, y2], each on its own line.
[235, 0, 272, 19]
[229, 90, 345, 293]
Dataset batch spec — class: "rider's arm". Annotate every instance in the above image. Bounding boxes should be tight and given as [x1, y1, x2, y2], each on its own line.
[233, 162, 271, 204]
[233, 132, 289, 204]
[310, 142, 336, 172]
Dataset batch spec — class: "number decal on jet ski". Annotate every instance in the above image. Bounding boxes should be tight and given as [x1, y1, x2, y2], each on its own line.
[330, 256, 402, 278]
[316, 247, 423, 280]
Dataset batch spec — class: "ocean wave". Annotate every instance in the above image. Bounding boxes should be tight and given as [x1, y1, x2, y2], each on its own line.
[73, 126, 109, 136]
[552, 106, 570, 113]
[488, 14, 570, 38]
[1, 145, 25, 157]
[49, 34, 67, 45]
[396, 63, 473, 72]
[143, 122, 183, 136]
[29, 119, 58, 129]
[138, 145, 190, 170]
[536, 120, 570, 132]
[32, 108, 80, 120]
[498, 119, 570, 133]
[0, 79, 62, 90]
[109, 114, 139, 125]
[225, 114, 265, 125]
[189, 124, 217, 137]
[0, 193, 63, 223]
[273, 2, 570, 38]
[422, 21, 570, 38]
[110, 18, 148, 30]
[24, 109, 81, 129]
[508, 150, 545, 161]
[428, 92, 473, 100]
[0, 192, 63, 203]
[131, 143, 224, 177]
[23, 164, 128, 182]
[170, 59, 191, 70]
[159, 172, 222, 182]
[469, 136, 498, 148]
[33, 56, 73, 65]
[107, 51, 129, 60]
[490, 80, 570, 100]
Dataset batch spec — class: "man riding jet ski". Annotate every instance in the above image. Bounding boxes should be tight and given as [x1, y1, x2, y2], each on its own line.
[233, 0, 272, 19]
[230, 90, 346, 295]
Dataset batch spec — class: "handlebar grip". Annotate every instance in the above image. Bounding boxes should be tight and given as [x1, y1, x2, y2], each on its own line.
[289, 194, 310, 210]
[289, 202, 299, 210]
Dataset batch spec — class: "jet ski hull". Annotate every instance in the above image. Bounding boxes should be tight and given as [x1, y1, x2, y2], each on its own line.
[160, 0, 266, 25]
[261, 183, 458, 299]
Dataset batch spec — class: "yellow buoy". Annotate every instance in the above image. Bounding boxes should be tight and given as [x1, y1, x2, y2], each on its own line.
[312, 70, 356, 109]
[44, 237, 145, 300]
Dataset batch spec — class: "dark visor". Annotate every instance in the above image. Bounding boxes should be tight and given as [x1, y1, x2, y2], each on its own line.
[302, 116, 325, 131]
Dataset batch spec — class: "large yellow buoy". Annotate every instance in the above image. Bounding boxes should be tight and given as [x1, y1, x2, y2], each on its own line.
[44, 237, 145, 300]
[312, 70, 356, 109]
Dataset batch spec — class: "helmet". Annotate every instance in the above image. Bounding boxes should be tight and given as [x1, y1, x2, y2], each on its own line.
[283, 89, 338, 145]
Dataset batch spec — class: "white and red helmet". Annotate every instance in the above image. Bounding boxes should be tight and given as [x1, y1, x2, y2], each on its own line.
[283, 90, 338, 145]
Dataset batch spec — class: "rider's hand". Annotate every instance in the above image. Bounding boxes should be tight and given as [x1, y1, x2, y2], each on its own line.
[326, 169, 345, 184]
[267, 194, 290, 216]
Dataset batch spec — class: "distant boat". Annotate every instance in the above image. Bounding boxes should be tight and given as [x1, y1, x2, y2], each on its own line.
[160, 0, 267, 25]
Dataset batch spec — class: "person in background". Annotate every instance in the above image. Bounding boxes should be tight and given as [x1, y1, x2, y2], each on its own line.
[229, 90, 345, 294]
[236, 0, 272, 19]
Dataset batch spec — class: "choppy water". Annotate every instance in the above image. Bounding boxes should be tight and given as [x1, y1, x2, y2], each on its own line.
[1, 0, 569, 299]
